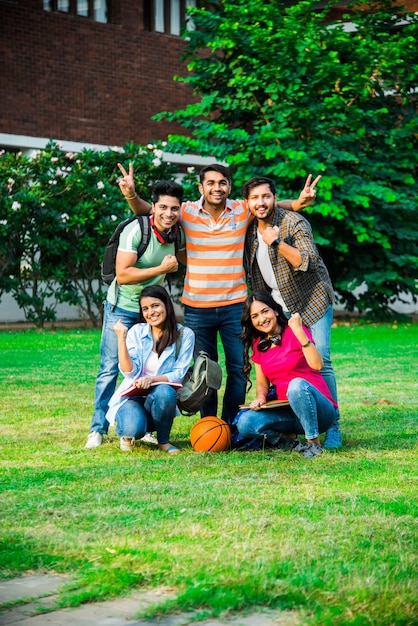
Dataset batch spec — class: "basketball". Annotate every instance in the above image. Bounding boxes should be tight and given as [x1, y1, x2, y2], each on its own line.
[190, 416, 231, 452]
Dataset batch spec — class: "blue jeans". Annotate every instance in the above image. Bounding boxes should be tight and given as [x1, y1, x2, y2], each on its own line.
[307, 305, 340, 433]
[184, 303, 246, 423]
[309, 305, 338, 403]
[89, 300, 139, 434]
[237, 378, 338, 444]
[114, 384, 177, 444]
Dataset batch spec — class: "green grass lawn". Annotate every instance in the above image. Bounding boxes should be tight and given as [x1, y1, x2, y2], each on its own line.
[0, 321, 417, 625]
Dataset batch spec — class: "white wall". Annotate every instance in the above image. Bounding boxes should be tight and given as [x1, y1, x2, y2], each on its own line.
[0, 287, 416, 324]
[0, 287, 185, 324]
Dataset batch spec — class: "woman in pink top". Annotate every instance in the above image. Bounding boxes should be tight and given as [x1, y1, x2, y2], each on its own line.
[237, 291, 339, 459]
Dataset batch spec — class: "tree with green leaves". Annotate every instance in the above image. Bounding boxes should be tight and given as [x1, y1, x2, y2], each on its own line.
[157, 0, 418, 316]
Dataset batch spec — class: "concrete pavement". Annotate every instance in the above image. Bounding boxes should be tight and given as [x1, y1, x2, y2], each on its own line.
[0, 574, 301, 626]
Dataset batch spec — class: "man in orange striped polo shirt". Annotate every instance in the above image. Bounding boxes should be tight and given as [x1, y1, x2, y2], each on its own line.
[118, 163, 316, 423]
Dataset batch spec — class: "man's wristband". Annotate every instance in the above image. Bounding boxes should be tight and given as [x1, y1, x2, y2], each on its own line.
[272, 237, 281, 247]
[125, 193, 137, 201]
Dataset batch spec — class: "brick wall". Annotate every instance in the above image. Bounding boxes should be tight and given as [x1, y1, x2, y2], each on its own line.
[1, 0, 417, 149]
[0, 0, 195, 146]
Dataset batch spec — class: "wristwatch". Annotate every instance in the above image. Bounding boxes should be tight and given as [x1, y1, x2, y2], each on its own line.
[272, 236, 281, 246]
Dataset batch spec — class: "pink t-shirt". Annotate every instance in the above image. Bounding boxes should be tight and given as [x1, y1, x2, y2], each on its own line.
[252, 325, 338, 408]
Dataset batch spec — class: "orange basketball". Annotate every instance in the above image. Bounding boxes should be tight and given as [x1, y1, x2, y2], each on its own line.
[190, 416, 231, 452]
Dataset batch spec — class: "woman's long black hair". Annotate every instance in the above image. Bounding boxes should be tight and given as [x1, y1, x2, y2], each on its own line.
[240, 291, 288, 389]
[138, 285, 178, 357]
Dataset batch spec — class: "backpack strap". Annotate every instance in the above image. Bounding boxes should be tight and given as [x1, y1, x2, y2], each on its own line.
[165, 221, 183, 293]
[135, 215, 151, 259]
[173, 223, 183, 254]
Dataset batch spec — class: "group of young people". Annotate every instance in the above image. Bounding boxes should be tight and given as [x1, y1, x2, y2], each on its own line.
[85, 162, 342, 459]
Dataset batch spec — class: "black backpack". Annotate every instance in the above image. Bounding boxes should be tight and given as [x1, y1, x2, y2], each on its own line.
[101, 215, 182, 285]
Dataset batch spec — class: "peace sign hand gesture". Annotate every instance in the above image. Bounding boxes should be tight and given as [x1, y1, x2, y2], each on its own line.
[292, 174, 322, 212]
[117, 162, 136, 199]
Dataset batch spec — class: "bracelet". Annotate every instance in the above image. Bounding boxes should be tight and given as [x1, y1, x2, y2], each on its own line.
[301, 340, 311, 348]
[125, 193, 137, 201]
[272, 236, 281, 247]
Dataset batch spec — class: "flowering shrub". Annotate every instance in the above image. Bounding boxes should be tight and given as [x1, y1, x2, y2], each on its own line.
[0, 141, 185, 327]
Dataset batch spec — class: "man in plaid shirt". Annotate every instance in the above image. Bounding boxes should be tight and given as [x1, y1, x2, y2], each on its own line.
[243, 176, 342, 449]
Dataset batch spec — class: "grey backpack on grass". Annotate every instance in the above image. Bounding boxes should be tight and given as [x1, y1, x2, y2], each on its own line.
[176, 351, 223, 416]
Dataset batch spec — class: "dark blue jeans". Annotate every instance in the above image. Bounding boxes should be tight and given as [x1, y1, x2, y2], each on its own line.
[184, 303, 246, 423]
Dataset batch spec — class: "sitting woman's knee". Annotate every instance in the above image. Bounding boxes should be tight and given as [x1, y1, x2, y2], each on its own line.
[287, 377, 307, 398]
[154, 384, 176, 402]
[237, 410, 254, 436]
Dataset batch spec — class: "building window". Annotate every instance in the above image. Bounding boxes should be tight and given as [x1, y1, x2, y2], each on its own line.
[144, 0, 196, 35]
[43, 0, 108, 23]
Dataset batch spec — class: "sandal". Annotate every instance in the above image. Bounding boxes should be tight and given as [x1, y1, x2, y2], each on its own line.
[159, 444, 180, 454]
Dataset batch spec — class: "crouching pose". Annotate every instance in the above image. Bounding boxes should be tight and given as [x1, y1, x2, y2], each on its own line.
[237, 291, 339, 459]
[106, 285, 194, 453]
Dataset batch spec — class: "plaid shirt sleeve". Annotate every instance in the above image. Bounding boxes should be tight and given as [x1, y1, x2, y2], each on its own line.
[280, 212, 322, 273]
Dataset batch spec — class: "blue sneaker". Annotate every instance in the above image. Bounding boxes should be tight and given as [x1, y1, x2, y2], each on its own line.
[324, 426, 342, 449]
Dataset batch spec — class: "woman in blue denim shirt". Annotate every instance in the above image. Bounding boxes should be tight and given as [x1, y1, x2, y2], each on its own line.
[106, 285, 195, 453]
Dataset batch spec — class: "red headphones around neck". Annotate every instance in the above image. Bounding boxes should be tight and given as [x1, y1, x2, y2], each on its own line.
[150, 215, 178, 244]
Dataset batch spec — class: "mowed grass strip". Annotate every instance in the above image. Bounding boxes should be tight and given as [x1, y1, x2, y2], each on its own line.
[0, 322, 416, 625]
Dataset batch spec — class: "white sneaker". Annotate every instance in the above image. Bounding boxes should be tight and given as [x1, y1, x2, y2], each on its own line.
[140, 432, 158, 445]
[120, 436, 135, 451]
[85, 431, 103, 449]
